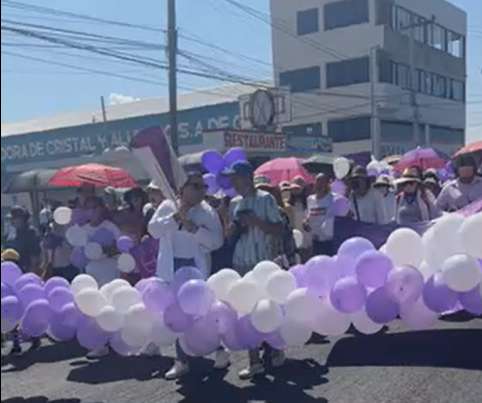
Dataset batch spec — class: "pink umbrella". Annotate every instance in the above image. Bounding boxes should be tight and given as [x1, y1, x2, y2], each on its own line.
[255, 157, 314, 186]
[394, 147, 447, 173]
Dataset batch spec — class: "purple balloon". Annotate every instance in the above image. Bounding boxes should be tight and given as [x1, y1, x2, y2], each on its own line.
[223, 147, 247, 167]
[236, 315, 264, 349]
[70, 247, 88, 269]
[76, 316, 110, 351]
[1, 261, 23, 287]
[333, 196, 350, 217]
[91, 228, 116, 247]
[224, 187, 238, 198]
[1, 282, 14, 299]
[206, 300, 237, 334]
[338, 237, 375, 260]
[48, 287, 74, 313]
[330, 277, 367, 313]
[356, 250, 393, 288]
[385, 266, 424, 305]
[216, 173, 232, 190]
[58, 302, 81, 329]
[459, 286, 482, 315]
[163, 302, 194, 333]
[183, 317, 221, 356]
[265, 330, 287, 350]
[71, 208, 90, 226]
[289, 264, 307, 288]
[366, 287, 399, 324]
[49, 312, 76, 342]
[221, 325, 245, 352]
[1, 295, 24, 325]
[117, 236, 135, 253]
[172, 266, 204, 292]
[202, 150, 226, 174]
[304, 256, 339, 296]
[110, 331, 138, 356]
[178, 280, 215, 316]
[331, 179, 347, 196]
[14, 273, 42, 293]
[21, 299, 53, 337]
[18, 283, 46, 308]
[422, 273, 458, 313]
[44, 277, 70, 296]
[142, 279, 175, 314]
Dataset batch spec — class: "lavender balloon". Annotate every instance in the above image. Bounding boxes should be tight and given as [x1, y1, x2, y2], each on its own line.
[330, 277, 367, 313]
[224, 147, 247, 166]
[135, 278, 154, 293]
[236, 315, 264, 350]
[366, 287, 399, 324]
[1, 261, 22, 287]
[216, 173, 232, 190]
[76, 316, 110, 351]
[338, 237, 375, 260]
[58, 302, 82, 329]
[163, 302, 194, 333]
[14, 273, 42, 293]
[70, 247, 88, 269]
[49, 312, 77, 342]
[91, 228, 116, 247]
[459, 286, 482, 315]
[206, 300, 238, 335]
[171, 266, 204, 292]
[21, 299, 53, 337]
[142, 279, 175, 314]
[385, 266, 424, 305]
[44, 277, 70, 296]
[1, 282, 14, 299]
[183, 317, 221, 356]
[48, 287, 74, 313]
[356, 250, 393, 288]
[265, 330, 287, 350]
[18, 283, 46, 308]
[1, 296, 24, 329]
[422, 273, 458, 313]
[304, 256, 339, 297]
[331, 179, 347, 196]
[289, 264, 307, 288]
[110, 331, 138, 356]
[400, 298, 438, 330]
[333, 196, 350, 217]
[117, 236, 135, 253]
[178, 280, 215, 316]
[202, 150, 225, 174]
[221, 325, 244, 352]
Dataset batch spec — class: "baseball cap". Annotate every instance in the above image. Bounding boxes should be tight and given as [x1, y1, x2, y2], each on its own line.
[222, 160, 254, 177]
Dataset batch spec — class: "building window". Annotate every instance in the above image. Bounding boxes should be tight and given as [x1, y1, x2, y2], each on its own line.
[324, 0, 369, 31]
[328, 116, 371, 143]
[429, 23, 447, 51]
[279, 66, 320, 93]
[391, 6, 411, 32]
[432, 74, 447, 98]
[430, 126, 464, 145]
[450, 79, 465, 102]
[381, 121, 415, 143]
[283, 122, 322, 137]
[447, 31, 464, 58]
[297, 8, 319, 35]
[420, 71, 433, 95]
[326, 56, 369, 88]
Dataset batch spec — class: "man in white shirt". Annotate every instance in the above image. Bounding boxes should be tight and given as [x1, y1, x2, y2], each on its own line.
[148, 171, 225, 380]
[304, 174, 335, 256]
[348, 166, 389, 225]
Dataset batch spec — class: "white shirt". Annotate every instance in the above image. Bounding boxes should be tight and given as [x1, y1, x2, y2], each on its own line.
[350, 188, 389, 225]
[307, 193, 335, 242]
[375, 189, 397, 223]
[148, 199, 223, 282]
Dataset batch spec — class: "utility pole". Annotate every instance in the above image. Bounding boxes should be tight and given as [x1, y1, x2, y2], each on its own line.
[370, 46, 381, 159]
[100, 95, 107, 122]
[168, 0, 179, 155]
[408, 16, 421, 148]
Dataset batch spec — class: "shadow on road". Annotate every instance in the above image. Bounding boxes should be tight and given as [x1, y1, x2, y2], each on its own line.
[326, 328, 482, 370]
[176, 358, 329, 403]
[2, 398, 81, 403]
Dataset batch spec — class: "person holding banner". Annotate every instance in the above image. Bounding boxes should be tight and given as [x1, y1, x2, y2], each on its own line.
[148, 171, 225, 380]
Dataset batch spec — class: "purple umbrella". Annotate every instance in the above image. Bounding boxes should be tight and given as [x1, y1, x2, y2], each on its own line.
[395, 147, 447, 173]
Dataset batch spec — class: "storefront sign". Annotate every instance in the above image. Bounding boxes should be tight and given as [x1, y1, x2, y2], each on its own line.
[287, 135, 332, 153]
[223, 130, 286, 152]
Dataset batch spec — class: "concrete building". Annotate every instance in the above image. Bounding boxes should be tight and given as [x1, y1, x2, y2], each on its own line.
[270, 0, 467, 157]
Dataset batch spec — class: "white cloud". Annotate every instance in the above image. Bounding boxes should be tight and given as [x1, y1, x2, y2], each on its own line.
[108, 93, 141, 105]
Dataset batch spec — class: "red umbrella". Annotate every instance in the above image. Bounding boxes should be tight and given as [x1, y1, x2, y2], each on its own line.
[255, 157, 314, 186]
[394, 147, 447, 173]
[454, 140, 482, 157]
[49, 163, 137, 188]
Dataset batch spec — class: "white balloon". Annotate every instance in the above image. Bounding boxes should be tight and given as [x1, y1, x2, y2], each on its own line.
[458, 212, 482, 259]
[71, 274, 98, 295]
[292, 229, 304, 249]
[124, 303, 153, 334]
[84, 242, 104, 261]
[333, 157, 350, 180]
[66, 225, 88, 247]
[280, 318, 312, 346]
[351, 308, 383, 335]
[266, 271, 297, 304]
[441, 254, 482, 292]
[418, 260, 438, 281]
[400, 298, 438, 330]
[366, 160, 381, 177]
[121, 324, 150, 348]
[252, 261, 282, 289]
[100, 279, 131, 303]
[96, 305, 124, 332]
[250, 299, 284, 333]
[284, 288, 319, 326]
[225, 279, 261, 315]
[312, 299, 351, 336]
[53, 207, 72, 226]
[75, 289, 108, 317]
[111, 286, 142, 314]
[117, 253, 136, 273]
[150, 315, 178, 347]
[385, 228, 423, 268]
[207, 269, 241, 301]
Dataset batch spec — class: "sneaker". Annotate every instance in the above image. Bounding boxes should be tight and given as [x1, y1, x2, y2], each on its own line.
[271, 350, 286, 368]
[140, 343, 161, 357]
[213, 349, 230, 369]
[86, 346, 110, 359]
[165, 361, 190, 380]
[238, 362, 264, 380]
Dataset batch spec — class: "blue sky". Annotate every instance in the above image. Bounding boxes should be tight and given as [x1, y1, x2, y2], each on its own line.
[1, 0, 481, 143]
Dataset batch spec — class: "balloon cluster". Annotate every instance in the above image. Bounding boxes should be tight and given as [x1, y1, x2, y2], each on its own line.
[2, 212, 481, 356]
[202, 147, 247, 197]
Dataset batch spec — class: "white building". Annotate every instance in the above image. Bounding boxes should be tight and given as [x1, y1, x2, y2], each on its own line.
[270, 0, 467, 158]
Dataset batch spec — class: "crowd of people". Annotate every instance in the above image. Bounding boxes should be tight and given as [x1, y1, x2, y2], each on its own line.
[1, 152, 481, 379]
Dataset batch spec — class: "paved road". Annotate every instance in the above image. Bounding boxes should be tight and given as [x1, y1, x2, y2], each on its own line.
[2, 314, 481, 403]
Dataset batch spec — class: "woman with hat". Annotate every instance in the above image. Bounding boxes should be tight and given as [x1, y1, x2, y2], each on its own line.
[373, 174, 396, 223]
[395, 167, 440, 225]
